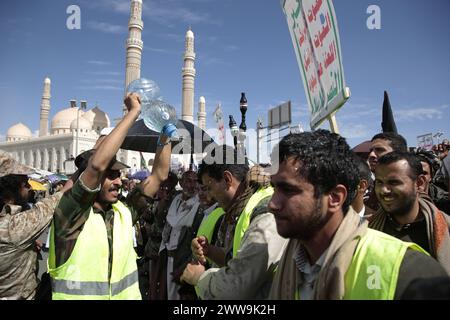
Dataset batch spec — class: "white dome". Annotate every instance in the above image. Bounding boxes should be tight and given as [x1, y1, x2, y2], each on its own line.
[199, 96, 205, 103]
[186, 29, 194, 38]
[70, 117, 92, 130]
[44, 77, 51, 84]
[82, 106, 110, 134]
[51, 107, 85, 134]
[6, 123, 32, 141]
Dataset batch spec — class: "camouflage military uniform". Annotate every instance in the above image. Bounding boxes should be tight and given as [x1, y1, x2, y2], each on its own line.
[0, 150, 34, 178]
[0, 192, 63, 300]
[53, 175, 153, 280]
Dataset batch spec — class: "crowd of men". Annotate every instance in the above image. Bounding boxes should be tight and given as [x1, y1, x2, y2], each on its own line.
[1, 94, 450, 300]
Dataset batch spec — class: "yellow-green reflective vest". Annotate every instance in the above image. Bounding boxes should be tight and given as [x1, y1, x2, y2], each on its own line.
[196, 207, 225, 242]
[343, 229, 427, 300]
[48, 201, 141, 300]
[294, 229, 427, 300]
[233, 187, 274, 258]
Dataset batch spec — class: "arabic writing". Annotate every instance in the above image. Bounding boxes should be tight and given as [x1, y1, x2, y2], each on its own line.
[313, 12, 331, 48]
[307, 0, 323, 23]
[283, 0, 346, 128]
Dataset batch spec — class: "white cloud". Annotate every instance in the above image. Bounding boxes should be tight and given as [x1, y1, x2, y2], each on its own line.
[87, 21, 127, 34]
[84, 0, 216, 26]
[224, 44, 239, 52]
[76, 85, 122, 91]
[146, 47, 171, 54]
[83, 0, 130, 14]
[396, 105, 448, 122]
[338, 103, 379, 121]
[85, 71, 122, 76]
[202, 56, 228, 66]
[290, 102, 310, 119]
[87, 60, 110, 66]
[143, 2, 213, 26]
[340, 124, 372, 139]
[158, 33, 184, 43]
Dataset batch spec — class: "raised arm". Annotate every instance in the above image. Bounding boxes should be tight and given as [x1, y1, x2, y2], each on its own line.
[138, 135, 171, 198]
[81, 93, 141, 189]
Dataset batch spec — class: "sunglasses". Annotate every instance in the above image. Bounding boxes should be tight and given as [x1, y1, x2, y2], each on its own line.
[105, 170, 121, 180]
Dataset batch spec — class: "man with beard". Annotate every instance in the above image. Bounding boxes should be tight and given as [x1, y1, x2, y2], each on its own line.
[368, 132, 408, 173]
[269, 131, 446, 300]
[181, 145, 288, 299]
[415, 150, 449, 214]
[366, 132, 408, 212]
[145, 172, 179, 300]
[351, 156, 376, 219]
[369, 152, 450, 274]
[0, 163, 74, 299]
[48, 93, 174, 300]
[159, 170, 203, 300]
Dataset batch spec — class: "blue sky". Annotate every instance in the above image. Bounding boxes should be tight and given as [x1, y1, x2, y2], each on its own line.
[1, 0, 449, 156]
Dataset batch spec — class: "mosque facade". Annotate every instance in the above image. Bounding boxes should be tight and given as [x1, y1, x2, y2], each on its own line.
[0, 0, 208, 175]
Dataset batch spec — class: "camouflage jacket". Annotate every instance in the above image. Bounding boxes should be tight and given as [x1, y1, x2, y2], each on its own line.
[0, 192, 63, 300]
[53, 177, 153, 279]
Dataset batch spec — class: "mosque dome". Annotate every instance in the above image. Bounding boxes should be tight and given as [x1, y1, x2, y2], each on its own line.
[70, 117, 92, 131]
[186, 29, 194, 38]
[6, 123, 33, 142]
[82, 106, 111, 134]
[51, 107, 85, 134]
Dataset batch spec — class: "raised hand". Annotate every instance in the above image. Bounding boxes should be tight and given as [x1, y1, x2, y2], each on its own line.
[191, 236, 209, 265]
[124, 92, 141, 115]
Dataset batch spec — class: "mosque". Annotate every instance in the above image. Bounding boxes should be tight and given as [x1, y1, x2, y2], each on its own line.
[0, 0, 208, 174]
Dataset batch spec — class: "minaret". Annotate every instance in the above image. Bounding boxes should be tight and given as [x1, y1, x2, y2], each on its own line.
[181, 28, 196, 123]
[123, 0, 143, 116]
[197, 96, 206, 130]
[39, 77, 51, 137]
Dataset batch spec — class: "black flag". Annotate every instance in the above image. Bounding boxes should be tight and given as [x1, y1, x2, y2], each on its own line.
[382, 91, 398, 133]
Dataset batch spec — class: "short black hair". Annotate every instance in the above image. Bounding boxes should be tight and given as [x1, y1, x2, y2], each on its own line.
[354, 156, 373, 189]
[371, 132, 408, 152]
[198, 145, 249, 183]
[415, 150, 439, 177]
[377, 151, 423, 180]
[273, 130, 359, 214]
[164, 171, 179, 189]
[0, 174, 29, 206]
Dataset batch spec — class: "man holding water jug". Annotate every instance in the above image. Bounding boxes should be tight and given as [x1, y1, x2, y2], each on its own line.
[48, 92, 176, 300]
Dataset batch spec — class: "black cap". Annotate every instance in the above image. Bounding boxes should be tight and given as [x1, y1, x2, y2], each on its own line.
[75, 149, 129, 172]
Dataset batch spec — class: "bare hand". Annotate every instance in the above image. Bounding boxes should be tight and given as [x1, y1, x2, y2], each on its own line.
[61, 178, 74, 193]
[191, 236, 208, 265]
[180, 262, 205, 285]
[35, 240, 43, 252]
[124, 92, 142, 114]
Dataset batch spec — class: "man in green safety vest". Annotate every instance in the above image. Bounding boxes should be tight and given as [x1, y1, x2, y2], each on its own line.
[196, 181, 224, 252]
[181, 145, 288, 299]
[48, 93, 174, 300]
[268, 130, 447, 300]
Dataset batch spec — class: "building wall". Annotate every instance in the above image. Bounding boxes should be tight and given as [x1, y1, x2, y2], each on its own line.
[0, 133, 98, 174]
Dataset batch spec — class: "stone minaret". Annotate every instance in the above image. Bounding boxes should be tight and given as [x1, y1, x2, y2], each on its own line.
[39, 77, 51, 137]
[197, 96, 206, 130]
[123, 0, 143, 116]
[181, 28, 196, 123]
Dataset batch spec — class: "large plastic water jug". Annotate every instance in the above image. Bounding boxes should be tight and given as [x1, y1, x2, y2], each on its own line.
[126, 78, 178, 138]
[126, 78, 161, 103]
